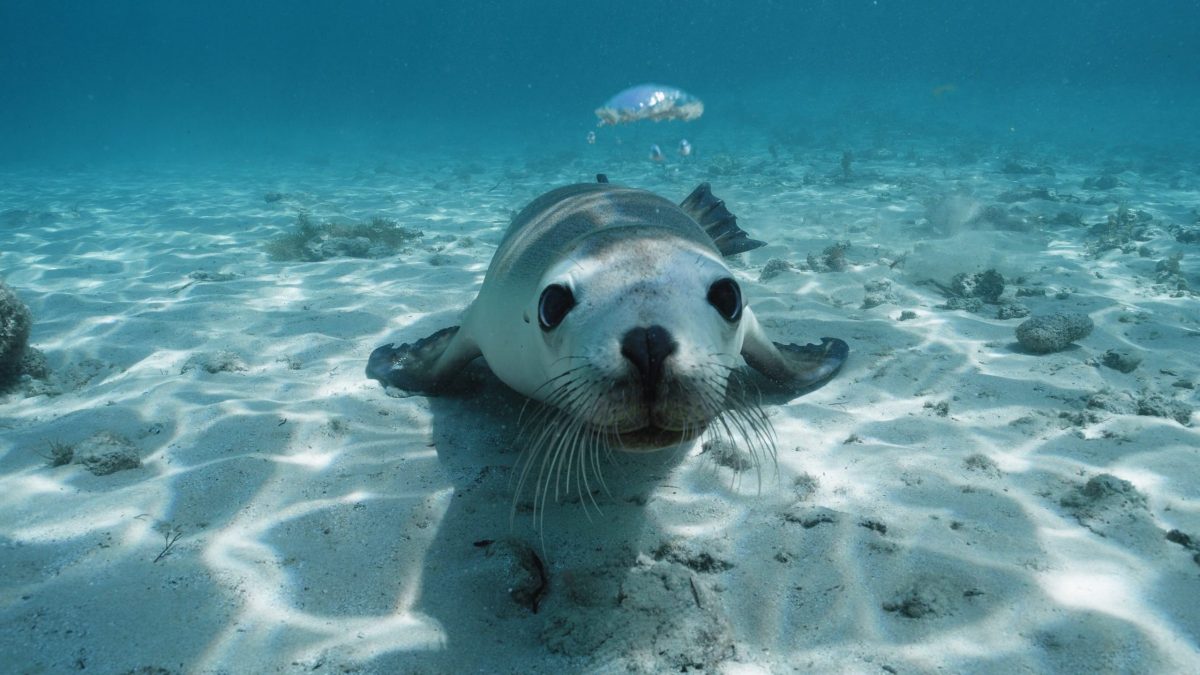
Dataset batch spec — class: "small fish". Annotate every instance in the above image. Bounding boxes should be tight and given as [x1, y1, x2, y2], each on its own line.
[586, 130, 596, 145]
[649, 144, 665, 162]
[679, 139, 692, 157]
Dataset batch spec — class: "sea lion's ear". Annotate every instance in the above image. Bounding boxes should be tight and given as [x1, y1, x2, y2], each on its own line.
[680, 183, 766, 257]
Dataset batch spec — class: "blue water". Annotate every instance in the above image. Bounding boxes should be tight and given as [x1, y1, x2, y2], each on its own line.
[2, 0, 1197, 167]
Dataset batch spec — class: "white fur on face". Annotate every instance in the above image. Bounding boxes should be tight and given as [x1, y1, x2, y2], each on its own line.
[509, 236, 776, 514]
[534, 238, 744, 432]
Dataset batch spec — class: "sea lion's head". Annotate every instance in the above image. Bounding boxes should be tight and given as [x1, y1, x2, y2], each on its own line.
[524, 230, 762, 451]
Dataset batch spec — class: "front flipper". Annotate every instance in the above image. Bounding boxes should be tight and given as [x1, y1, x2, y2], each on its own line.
[366, 326, 482, 394]
[740, 312, 848, 398]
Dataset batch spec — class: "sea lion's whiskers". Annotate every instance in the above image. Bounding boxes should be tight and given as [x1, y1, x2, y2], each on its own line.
[565, 384, 604, 493]
[522, 367, 594, 425]
[694, 369, 733, 427]
[514, 403, 562, 452]
[534, 414, 573, 533]
[514, 379, 582, 452]
[526, 363, 592, 402]
[722, 372, 777, 490]
[689, 363, 776, 491]
[512, 404, 570, 528]
[729, 368, 777, 454]
[554, 396, 590, 505]
[548, 354, 590, 369]
[516, 373, 595, 526]
[721, 379, 766, 456]
[537, 389, 582, 503]
[691, 375, 744, 486]
[592, 424, 615, 497]
[572, 424, 591, 516]
[512, 395, 572, 515]
[546, 378, 602, 515]
[528, 385, 580, 436]
[576, 424, 606, 519]
[519, 408, 561, 470]
[580, 388, 616, 505]
[555, 413, 580, 508]
[569, 416, 589, 506]
[512, 374, 589, 481]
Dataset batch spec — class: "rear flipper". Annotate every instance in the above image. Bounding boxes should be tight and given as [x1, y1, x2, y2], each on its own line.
[366, 326, 481, 394]
[740, 312, 848, 398]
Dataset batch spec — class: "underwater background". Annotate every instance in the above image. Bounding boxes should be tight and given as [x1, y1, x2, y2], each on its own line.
[3, 0, 1198, 167]
[4, 1, 1200, 673]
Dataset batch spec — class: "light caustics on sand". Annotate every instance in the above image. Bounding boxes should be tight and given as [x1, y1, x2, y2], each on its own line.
[196, 488, 454, 669]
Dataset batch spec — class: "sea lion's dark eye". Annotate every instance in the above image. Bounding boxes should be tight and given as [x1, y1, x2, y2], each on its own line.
[707, 278, 742, 322]
[538, 284, 575, 330]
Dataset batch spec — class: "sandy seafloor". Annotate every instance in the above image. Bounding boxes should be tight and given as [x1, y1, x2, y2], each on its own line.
[2, 129, 1199, 674]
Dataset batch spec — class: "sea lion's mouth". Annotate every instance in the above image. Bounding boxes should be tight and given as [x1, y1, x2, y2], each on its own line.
[612, 424, 706, 452]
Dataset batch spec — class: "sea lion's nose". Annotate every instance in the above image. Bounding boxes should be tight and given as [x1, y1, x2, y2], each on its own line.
[621, 325, 677, 397]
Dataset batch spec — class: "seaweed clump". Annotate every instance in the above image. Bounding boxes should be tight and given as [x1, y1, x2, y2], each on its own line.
[1, 279, 34, 391]
[1154, 252, 1190, 295]
[933, 269, 1028, 318]
[265, 212, 423, 262]
[1172, 213, 1200, 244]
[758, 258, 795, 282]
[1087, 205, 1153, 256]
[949, 269, 1005, 303]
[1082, 174, 1120, 191]
[1176, 228, 1200, 244]
[807, 242, 850, 272]
[42, 439, 74, 467]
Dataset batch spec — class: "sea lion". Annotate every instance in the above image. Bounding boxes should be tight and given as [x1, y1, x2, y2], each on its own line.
[368, 177, 847, 500]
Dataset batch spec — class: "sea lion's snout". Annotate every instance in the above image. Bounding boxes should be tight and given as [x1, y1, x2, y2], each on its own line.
[620, 325, 677, 402]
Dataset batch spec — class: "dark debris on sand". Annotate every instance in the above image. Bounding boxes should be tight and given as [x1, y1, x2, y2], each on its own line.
[1060, 474, 1146, 523]
[73, 431, 142, 476]
[806, 242, 851, 273]
[265, 212, 423, 261]
[930, 269, 1031, 319]
[1086, 205, 1155, 256]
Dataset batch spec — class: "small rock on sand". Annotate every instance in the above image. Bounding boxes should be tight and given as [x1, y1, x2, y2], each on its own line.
[75, 431, 141, 476]
[1015, 313, 1094, 354]
[1101, 348, 1142, 373]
